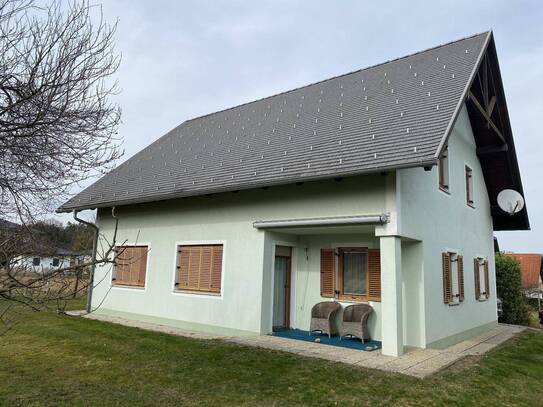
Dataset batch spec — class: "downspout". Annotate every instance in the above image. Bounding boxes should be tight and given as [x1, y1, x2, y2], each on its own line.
[73, 210, 99, 314]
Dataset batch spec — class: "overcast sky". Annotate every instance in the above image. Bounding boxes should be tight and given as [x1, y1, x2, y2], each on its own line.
[71, 0, 542, 252]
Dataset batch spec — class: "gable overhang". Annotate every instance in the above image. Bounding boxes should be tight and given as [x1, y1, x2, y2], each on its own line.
[436, 32, 529, 231]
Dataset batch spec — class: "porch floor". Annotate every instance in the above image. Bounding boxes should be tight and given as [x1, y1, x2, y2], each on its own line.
[272, 329, 381, 351]
[80, 312, 524, 378]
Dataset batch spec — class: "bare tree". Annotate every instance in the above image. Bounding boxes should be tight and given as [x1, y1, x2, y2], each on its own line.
[0, 0, 121, 218]
[0, 0, 123, 326]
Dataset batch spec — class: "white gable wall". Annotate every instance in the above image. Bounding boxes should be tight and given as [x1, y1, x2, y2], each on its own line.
[399, 104, 497, 348]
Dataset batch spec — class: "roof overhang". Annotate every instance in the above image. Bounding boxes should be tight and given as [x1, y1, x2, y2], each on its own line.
[57, 160, 436, 213]
[467, 34, 529, 230]
[437, 32, 529, 231]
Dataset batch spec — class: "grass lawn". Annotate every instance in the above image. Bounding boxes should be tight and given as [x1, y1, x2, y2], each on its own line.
[1, 306, 542, 406]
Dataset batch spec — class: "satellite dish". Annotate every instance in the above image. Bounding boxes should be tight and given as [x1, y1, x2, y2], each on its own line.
[497, 189, 525, 215]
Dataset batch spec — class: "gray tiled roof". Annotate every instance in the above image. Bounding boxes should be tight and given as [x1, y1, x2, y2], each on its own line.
[59, 32, 490, 212]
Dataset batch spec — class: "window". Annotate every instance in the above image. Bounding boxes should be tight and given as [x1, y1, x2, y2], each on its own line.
[320, 247, 381, 301]
[32, 257, 40, 266]
[52, 258, 60, 267]
[465, 165, 474, 206]
[112, 245, 148, 287]
[438, 145, 450, 192]
[442, 251, 464, 305]
[339, 248, 367, 299]
[175, 244, 223, 294]
[474, 258, 490, 301]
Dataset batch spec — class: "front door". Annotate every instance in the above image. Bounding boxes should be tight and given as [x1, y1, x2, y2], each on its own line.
[272, 246, 291, 331]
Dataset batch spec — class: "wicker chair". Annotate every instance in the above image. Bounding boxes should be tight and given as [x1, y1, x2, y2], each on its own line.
[340, 303, 373, 343]
[309, 301, 341, 338]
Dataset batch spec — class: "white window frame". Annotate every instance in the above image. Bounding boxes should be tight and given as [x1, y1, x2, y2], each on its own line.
[476, 256, 487, 301]
[447, 250, 461, 305]
[332, 240, 377, 303]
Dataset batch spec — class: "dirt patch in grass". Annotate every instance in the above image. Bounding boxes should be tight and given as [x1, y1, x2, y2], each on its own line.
[443, 355, 482, 373]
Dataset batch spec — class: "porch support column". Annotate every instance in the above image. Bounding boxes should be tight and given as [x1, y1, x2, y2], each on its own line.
[380, 236, 403, 357]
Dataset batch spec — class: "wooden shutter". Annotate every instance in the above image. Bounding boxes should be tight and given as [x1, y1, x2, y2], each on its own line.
[474, 258, 481, 300]
[210, 245, 223, 293]
[176, 244, 223, 294]
[484, 260, 490, 299]
[136, 246, 147, 286]
[458, 255, 464, 302]
[320, 249, 335, 298]
[113, 246, 147, 287]
[442, 252, 452, 304]
[367, 249, 381, 301]
[177, 246, 190, 288]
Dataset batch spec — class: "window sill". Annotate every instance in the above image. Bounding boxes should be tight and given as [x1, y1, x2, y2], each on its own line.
[439, 186, 451, 195]
[336, 295, 380, 303]
[112, 283, 145, 290]
[447, 302, 461, 307]
[173, 288, 221, 297]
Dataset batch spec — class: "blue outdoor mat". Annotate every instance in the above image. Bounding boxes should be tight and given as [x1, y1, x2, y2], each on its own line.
[271, 329, 381, 351]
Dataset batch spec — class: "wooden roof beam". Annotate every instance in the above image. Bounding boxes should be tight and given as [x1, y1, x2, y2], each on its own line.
[476, 144, 508, 156]
[468, 91, 506, 145]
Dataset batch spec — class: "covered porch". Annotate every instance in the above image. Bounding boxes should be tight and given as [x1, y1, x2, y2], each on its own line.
[257, 214, 424, 357]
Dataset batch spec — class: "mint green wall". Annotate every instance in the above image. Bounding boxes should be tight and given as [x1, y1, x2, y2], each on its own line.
[93, 175, 387, 335]
[401, 240, 424, 347]
[398, 105, 497, 346]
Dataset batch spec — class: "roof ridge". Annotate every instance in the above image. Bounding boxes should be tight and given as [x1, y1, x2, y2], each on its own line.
[183, 31, 491, 125]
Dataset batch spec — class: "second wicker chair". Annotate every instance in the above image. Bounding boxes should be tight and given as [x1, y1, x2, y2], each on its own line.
[340, 303, 373, 343]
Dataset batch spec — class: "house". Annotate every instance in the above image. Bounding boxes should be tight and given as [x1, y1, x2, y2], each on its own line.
[504, 253, 543, 298]
[58, 32, 529, 357]
[15, 248, 89, 273]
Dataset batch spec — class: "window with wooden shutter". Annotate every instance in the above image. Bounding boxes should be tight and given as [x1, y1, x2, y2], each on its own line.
[474, 258, 481, 300]
[175, 244, 223, 294]
[438, 145, 450, 192]
[442, 252, 452, 304]
[465, 165, 474, 207]
[113, 245, 148, 288]
[474, 257, 490, 301]
[322, 247, 381, 302]
[320, 248, 335, 298]
[443, 251, 465, 305]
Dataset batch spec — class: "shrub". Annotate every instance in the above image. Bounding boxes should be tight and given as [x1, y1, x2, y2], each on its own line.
[495, 255, 530, 325]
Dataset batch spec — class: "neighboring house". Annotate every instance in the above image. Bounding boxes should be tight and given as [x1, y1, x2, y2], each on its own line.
[504, 253, 543, 298]
[58, 32, 529, 356]
[15, 248, 89, 273]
